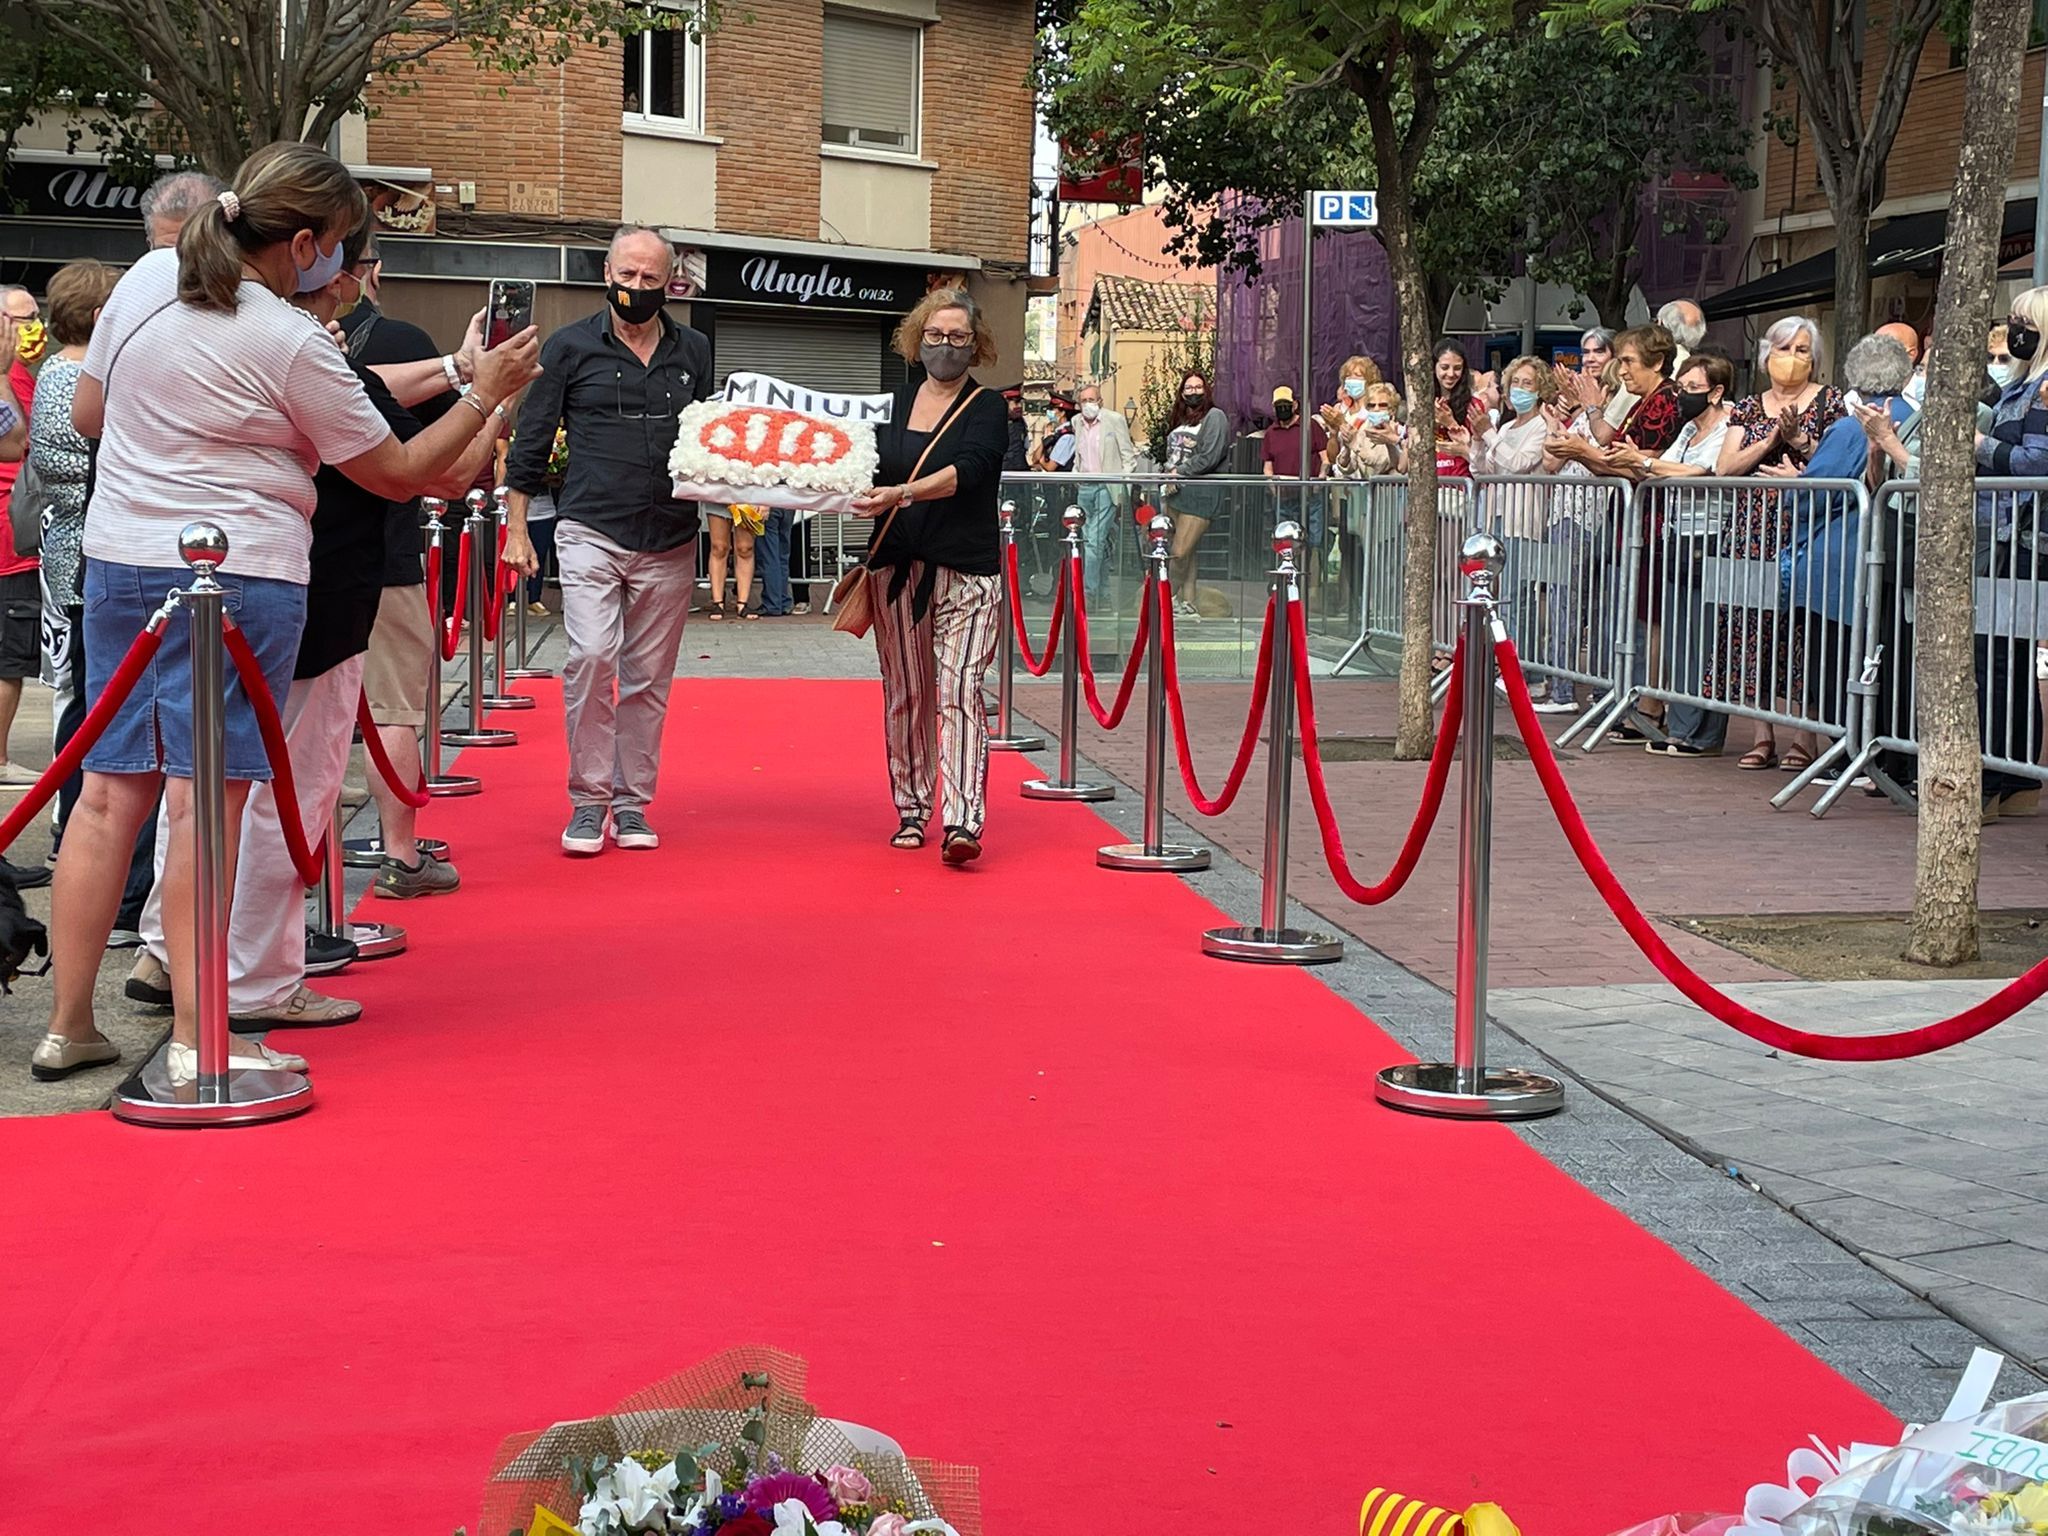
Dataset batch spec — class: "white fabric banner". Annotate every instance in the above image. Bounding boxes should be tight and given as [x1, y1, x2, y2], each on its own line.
[719, 370, 894, 425]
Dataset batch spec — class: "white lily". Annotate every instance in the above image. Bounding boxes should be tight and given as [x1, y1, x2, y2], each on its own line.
[609, 1458, 680, 1529]
[771, 1497, 848, 1536]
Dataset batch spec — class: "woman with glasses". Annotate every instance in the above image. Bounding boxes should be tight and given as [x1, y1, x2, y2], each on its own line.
[849, 289, 1010, 865]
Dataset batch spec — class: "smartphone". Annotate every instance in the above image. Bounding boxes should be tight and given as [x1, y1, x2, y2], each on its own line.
[485, 279, 536, 350]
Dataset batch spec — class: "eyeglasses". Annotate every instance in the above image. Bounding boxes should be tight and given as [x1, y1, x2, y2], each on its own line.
[922, 329, 974, 349]
[616, 366, 676, 419]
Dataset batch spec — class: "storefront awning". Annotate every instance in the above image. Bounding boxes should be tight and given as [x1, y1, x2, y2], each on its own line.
[1703, 198, 2040, 321]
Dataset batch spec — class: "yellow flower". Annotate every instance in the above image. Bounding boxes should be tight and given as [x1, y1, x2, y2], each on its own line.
[2010, 1482, 2048, 1525]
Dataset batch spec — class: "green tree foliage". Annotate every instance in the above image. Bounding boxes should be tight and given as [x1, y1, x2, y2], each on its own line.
[0, 13, 156, 191]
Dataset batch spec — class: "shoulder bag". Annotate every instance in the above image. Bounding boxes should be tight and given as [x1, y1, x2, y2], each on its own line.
[831, 385, 985, 639]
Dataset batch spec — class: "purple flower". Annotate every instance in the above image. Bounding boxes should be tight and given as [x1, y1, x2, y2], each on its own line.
[742, 1472, 839, 1522]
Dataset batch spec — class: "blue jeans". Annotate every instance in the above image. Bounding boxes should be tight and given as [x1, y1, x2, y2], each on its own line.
[758, 508, 793, 615]
[525, 517, 558, 604]
[1077, 483, 1120, 603]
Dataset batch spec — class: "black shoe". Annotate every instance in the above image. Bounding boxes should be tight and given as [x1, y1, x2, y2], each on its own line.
[305, 929, 358, 975]
[1, 857, 52, 891]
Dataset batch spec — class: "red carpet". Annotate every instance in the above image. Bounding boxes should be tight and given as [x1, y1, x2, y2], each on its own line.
[0, 680, 1894, 1533]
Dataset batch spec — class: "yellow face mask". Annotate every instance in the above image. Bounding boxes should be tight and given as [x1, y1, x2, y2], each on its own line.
[14, 319, 46, 366]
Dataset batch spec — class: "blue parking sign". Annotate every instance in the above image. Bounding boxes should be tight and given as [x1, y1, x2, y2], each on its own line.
[1311, 190, 1378, 228]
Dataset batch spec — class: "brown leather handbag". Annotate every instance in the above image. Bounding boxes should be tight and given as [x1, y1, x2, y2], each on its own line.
[832, 385, 985, 638]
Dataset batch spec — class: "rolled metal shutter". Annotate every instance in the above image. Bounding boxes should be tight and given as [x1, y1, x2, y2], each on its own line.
[712, 313, 884, 392]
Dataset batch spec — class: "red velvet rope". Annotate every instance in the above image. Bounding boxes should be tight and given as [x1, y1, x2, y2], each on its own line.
[0, 620, 166, 855]
[441, 528, 472, 662]
[1292, 606, 1464, 905]
[483, 560, 519, 644]
[1160, 581, 1274, 816]
[1495, 634, 2048, 1061]
[356, 691, 430, 809]
[222, 619, 325, 888]
[1003, 542, 1064, 677]
[1070, 567, 1152, 730]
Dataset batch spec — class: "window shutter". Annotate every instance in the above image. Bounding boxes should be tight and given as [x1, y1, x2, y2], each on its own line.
[822, 12, 919, 153]
[713, 314, 885, 393]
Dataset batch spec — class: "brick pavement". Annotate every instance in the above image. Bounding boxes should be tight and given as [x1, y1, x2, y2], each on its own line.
[1015, 673, 2048, 991]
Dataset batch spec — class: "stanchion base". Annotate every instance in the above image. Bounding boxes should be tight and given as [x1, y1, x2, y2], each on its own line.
[1201, 924, 1344, 964]
[1098, 842, 1210, 872]
[483, 692, 536, 711]
[442, 728, 517, 748]
[504, 667, 553, 680]
[990, 734, 1047, 753]
[1374, 1062, 1565, 1120]
[111, 1061, 315, 1128]
[427, 774, 481, 798]
[345, 921, 407, 960]
[343, 836, 450, 869]
[1020, 778, 1115, 801]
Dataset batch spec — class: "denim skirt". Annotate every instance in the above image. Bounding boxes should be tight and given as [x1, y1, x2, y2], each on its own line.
[81, 559, 306, 781]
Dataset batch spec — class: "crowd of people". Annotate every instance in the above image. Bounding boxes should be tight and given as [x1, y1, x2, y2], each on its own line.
[0, 142, 1017, 1090]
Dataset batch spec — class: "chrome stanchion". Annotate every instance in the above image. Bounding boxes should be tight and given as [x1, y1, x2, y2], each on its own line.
[442, 488, 517, 748]
[483, 485, 536, 710]
[1099, 513, 1209, 873]
[990, 500, 1045, 754]
[317, 793, 405, 960]
[114, 525, 315, 1127]
[421, 498, 481, 797]
[1021, 506, 1113, 801]
[1376, 534, 1564, 1118]
[1201, 521, 1343, 964]
[505, 484, 553, 683]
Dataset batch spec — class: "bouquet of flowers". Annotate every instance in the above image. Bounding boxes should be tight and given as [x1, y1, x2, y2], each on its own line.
[472, 1348, 978, 1536]
[669, 401, 877, 515]
[1775, 1394, 2048, 1535]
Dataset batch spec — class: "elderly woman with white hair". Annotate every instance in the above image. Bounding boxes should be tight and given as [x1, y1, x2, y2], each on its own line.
[1704, 314, 1844, 772]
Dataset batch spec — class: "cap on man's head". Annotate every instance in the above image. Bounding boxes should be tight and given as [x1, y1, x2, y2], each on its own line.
[1272, 385, 1296, 405]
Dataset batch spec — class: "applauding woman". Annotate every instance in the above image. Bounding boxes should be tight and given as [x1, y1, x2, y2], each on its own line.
[851, 289, 1009, 866]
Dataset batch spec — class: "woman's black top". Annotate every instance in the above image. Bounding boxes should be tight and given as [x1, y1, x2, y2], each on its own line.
[866, 377, 1010, 619]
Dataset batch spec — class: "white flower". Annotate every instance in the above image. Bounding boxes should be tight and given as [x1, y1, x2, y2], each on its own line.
[668, 400, 878, 499]
[771, 1498, 848, 1536]
[576, 1459, 680, 1534]
[903, 1522, 960, 1536]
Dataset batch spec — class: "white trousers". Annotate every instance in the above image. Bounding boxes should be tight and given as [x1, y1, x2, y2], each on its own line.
[143, 656, 365, 1012]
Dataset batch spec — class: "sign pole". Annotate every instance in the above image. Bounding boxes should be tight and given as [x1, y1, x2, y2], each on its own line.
[1300, 190, 1314, 486]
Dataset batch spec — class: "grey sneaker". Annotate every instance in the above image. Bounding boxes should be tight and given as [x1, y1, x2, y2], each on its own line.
[373, 853, 462, 899]
[562, 804, 608, 855]
[609, 807, 658, 850]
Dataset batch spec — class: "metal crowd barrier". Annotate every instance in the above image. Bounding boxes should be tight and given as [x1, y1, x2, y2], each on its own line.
[1329, 476, 1472, 680]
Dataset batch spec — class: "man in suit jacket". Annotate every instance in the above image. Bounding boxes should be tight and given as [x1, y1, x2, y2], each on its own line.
[1069, 382, 1140, 604]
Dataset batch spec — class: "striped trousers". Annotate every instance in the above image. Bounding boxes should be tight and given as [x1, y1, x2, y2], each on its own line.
[871, 563, 1002, 836]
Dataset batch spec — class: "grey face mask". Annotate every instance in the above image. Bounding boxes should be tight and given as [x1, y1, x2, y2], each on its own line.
[921, 344, 971, 382]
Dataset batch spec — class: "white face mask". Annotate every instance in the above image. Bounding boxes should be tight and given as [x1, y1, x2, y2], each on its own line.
[1902, 370, 1926, 408]
[1989, 360, 2019, 388]
[1080, 402, 1100, 422]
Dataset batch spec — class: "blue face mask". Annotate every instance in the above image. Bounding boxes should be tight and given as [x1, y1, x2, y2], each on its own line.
[1344, 377, 1367, 400]
[1363, 408, 1391, 428]
[1508, 387, 1539, 415]
[293, 232, 346, 295]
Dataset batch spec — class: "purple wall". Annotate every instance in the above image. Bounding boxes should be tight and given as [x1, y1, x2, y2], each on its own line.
[1216, 203, 1399, 429]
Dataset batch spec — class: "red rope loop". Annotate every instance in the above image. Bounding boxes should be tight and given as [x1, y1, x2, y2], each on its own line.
[356, 692, 430, 808]
[1004, 541, 1064, 677]
[222, 619, 324, 888]
[1495, 634, 2048, 1061]
[441, 528, 472, 662]
[0, 620, 166, 856]
[1071, 567, 1152, 730]
[1293, 605, 1464, 905]
[482, 560, 519, 644]
[1161, 581, 1274, 817]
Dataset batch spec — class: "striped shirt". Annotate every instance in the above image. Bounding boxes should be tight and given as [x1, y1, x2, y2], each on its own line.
[82, 249, 392, 584]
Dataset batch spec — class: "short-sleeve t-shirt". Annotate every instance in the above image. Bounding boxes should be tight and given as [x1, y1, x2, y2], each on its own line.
[82, 249, 393, 584]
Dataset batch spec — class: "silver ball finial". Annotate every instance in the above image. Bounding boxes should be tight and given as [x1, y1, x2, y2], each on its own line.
[1273, 520, 1302, 560]
[1147, 512, 1173, 538]
[492, 484, 509, 507]
[1460, 531, 1506, 578]
[178, 522, 230, 570]
[1061, 505, 1084, 534]
[421, 496, 447, 521]
[464, 489, 488, 514]
[998, 499, 1016, 527]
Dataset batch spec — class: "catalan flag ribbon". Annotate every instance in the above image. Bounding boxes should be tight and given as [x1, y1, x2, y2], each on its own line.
[1359, 1489, 1521, 1536]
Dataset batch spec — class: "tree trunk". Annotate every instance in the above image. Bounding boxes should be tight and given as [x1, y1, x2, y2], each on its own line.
[1905, 0, 2032, 966]
[1827, 193, 1873, 379]
[1366, 97, 1440, 759]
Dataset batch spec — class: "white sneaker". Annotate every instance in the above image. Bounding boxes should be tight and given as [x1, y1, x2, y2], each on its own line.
[1173, 598, 1202, 625]
[1531, 698, 1577, 714]
[165, 1038, 309, 1085]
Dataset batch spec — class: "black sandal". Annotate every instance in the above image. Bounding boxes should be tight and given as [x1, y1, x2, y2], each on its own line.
[941, 827, 982, 865]
[890, 821, 925, 850]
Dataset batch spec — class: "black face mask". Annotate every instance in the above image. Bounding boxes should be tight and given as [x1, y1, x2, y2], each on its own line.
[2008, 319, 2041, 362]
[1275, 402, 1296, 423]
[1677, 388, 1714, 423]
[608, 283, 667, 324]
[1183, 392, 1208, 412]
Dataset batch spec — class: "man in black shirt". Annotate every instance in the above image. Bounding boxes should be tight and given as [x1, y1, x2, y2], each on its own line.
[339, 243, 482, 894]
[503, 225, 712, 857]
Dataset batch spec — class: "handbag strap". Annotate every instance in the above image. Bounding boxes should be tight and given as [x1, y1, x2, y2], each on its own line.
[864, 384, 986, 564]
